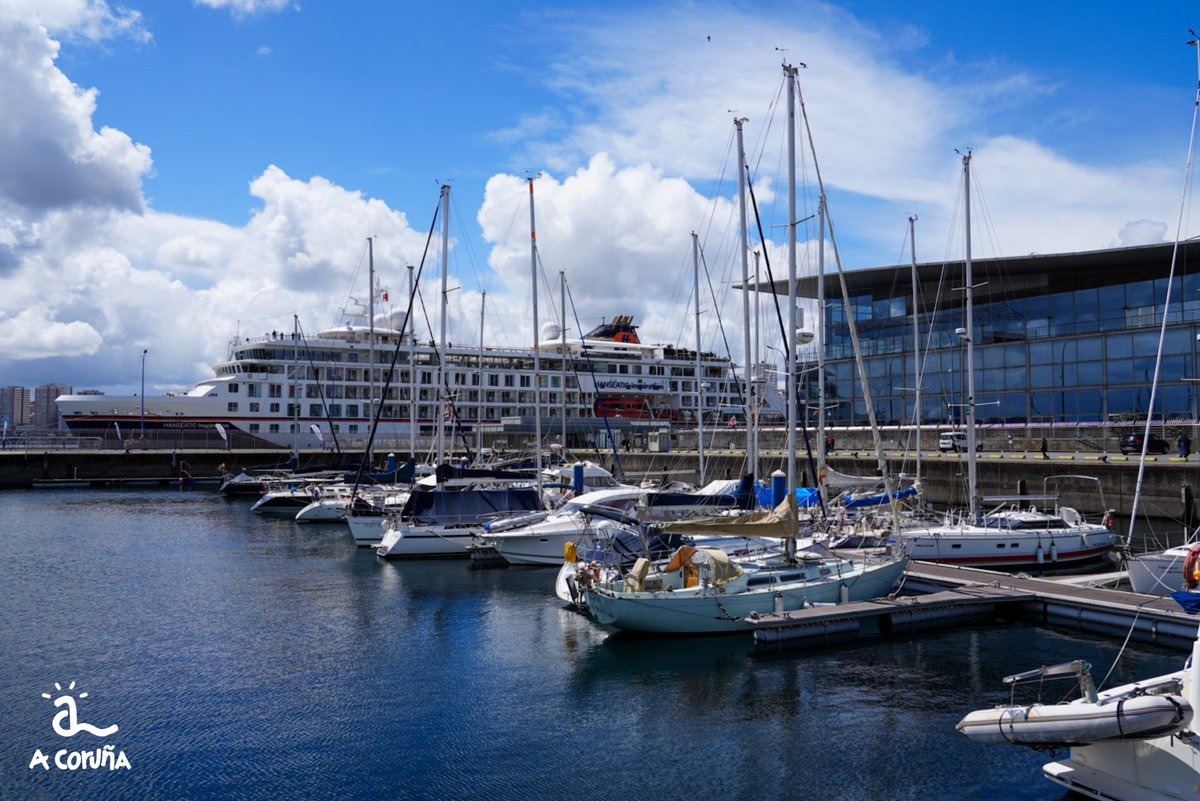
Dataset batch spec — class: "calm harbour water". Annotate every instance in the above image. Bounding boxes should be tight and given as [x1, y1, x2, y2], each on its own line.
[0, 488, 1186, 801]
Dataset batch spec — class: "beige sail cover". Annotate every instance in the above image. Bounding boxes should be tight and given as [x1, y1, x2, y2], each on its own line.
[693, 547, 742, 586]
[663, 493, 800, 539]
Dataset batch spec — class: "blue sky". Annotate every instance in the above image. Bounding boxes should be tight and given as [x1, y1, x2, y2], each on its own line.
[2, 0, 1199, 395]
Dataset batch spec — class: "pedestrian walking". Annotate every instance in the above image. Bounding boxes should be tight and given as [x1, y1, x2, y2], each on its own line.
[1040, 437, 1049, 460]
[1179, 432, 1192, 459]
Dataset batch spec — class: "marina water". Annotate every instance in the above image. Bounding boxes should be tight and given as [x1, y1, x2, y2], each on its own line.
[0, 488, 1183, 800]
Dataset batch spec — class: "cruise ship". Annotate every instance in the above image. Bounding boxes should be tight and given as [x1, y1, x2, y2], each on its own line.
[58, 305, 780, 450]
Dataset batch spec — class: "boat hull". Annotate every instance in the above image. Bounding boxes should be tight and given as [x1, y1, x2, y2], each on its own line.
[583, 557, 907, 634]
[1044, 729, 1200, 801]
[374, 526, 476, 559]
[901, 527, 1118, 570]
[1127, 548, 1187, 596]
[346, 515, 386, 547]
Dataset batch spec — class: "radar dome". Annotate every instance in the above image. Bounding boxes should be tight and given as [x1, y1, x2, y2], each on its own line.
[374, 309, 408, 331]
[539, 322, 562, 342]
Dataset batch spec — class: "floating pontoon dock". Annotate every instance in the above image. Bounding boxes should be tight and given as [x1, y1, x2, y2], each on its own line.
[749, 561, 1199, 651]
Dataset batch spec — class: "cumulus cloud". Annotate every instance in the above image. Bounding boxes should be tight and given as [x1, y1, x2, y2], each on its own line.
[2, 0, 150, 42]
[1117, 219, 1169, 247]
[516, 4, 1183, 265]
[0, 12, 151, 215]
[0, 306, 102, 359]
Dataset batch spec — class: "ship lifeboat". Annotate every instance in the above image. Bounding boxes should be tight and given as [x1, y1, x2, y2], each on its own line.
[956, 693, 1191, 746]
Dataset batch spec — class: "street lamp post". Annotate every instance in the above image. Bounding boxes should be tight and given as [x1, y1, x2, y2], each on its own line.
[140, 349, 148, 433]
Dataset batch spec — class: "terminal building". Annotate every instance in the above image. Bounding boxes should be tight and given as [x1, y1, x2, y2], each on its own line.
[786, 240, 1200, 429]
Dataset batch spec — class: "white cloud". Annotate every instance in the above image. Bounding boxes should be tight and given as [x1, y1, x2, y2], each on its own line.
[194, 0, 296, 18]
[1117, 219, 1169, 247]
[0, 0, 150, 42]
[0, 12, 151, 216]
[516, 4, 1183, 263]
[0, 306, 101, 359]
[256, 45, 272, 56]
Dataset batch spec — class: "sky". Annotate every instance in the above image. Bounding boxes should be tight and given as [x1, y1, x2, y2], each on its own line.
[1, 0, 1199, 396]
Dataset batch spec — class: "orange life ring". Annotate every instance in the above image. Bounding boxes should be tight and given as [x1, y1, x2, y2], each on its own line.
[1184, 543, 1200, 590]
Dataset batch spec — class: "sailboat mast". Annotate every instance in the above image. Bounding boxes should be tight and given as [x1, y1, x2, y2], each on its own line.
[909, 215, 922, 497]
[437, 183, 450, 466]
[785, 62, 799, 492]
[963, 154, 980, 525]
[817, 195, 827, 489]
[407, 264, 416, 459]
[528, 177, 543, 487]
[734, 117, 755, 474]
[693, 231, 705, 486]
[560, 270, 567, 450]
[367, 236, 375, 461]
[477, 291, 486, 458]
[753, 249, 761, 465]
[291, 313, 300, 459]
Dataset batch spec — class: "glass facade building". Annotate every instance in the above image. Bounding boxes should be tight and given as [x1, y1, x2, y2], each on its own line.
[794, 242, 1200, 427]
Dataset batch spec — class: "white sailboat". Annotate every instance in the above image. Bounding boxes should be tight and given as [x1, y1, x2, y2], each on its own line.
[896, 154, 1119, 569]
[577, 493, 907, 634]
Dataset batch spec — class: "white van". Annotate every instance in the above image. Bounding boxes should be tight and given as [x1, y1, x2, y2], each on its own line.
[938, 431, 980, 452]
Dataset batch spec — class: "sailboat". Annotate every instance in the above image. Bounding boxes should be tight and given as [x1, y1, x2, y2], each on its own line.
[576, 493, 907, 634]
[896, 154, 1119, 570]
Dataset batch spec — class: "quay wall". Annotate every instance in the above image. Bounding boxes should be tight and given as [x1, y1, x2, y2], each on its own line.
[2, 443, 1197, 524]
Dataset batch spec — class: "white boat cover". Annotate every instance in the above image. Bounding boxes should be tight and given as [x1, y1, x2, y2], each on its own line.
[663, 494, 799, 539]
[825, 466, 884, 489]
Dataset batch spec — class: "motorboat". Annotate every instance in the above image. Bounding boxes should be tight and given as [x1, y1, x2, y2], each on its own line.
[481, 487, 643, 566]
[375, 486, 544, 559]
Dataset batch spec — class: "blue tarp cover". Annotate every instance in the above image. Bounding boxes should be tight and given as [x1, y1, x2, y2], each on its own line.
[404, 487, 542, 525]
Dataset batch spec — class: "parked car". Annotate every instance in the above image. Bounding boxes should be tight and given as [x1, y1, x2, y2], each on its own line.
[938, 431, 982, 453]
[1119, 432, 1170, 455]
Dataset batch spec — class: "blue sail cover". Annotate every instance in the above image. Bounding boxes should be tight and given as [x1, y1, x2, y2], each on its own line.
[403, 487, 543, 526]
[843, 485, 918, 510]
